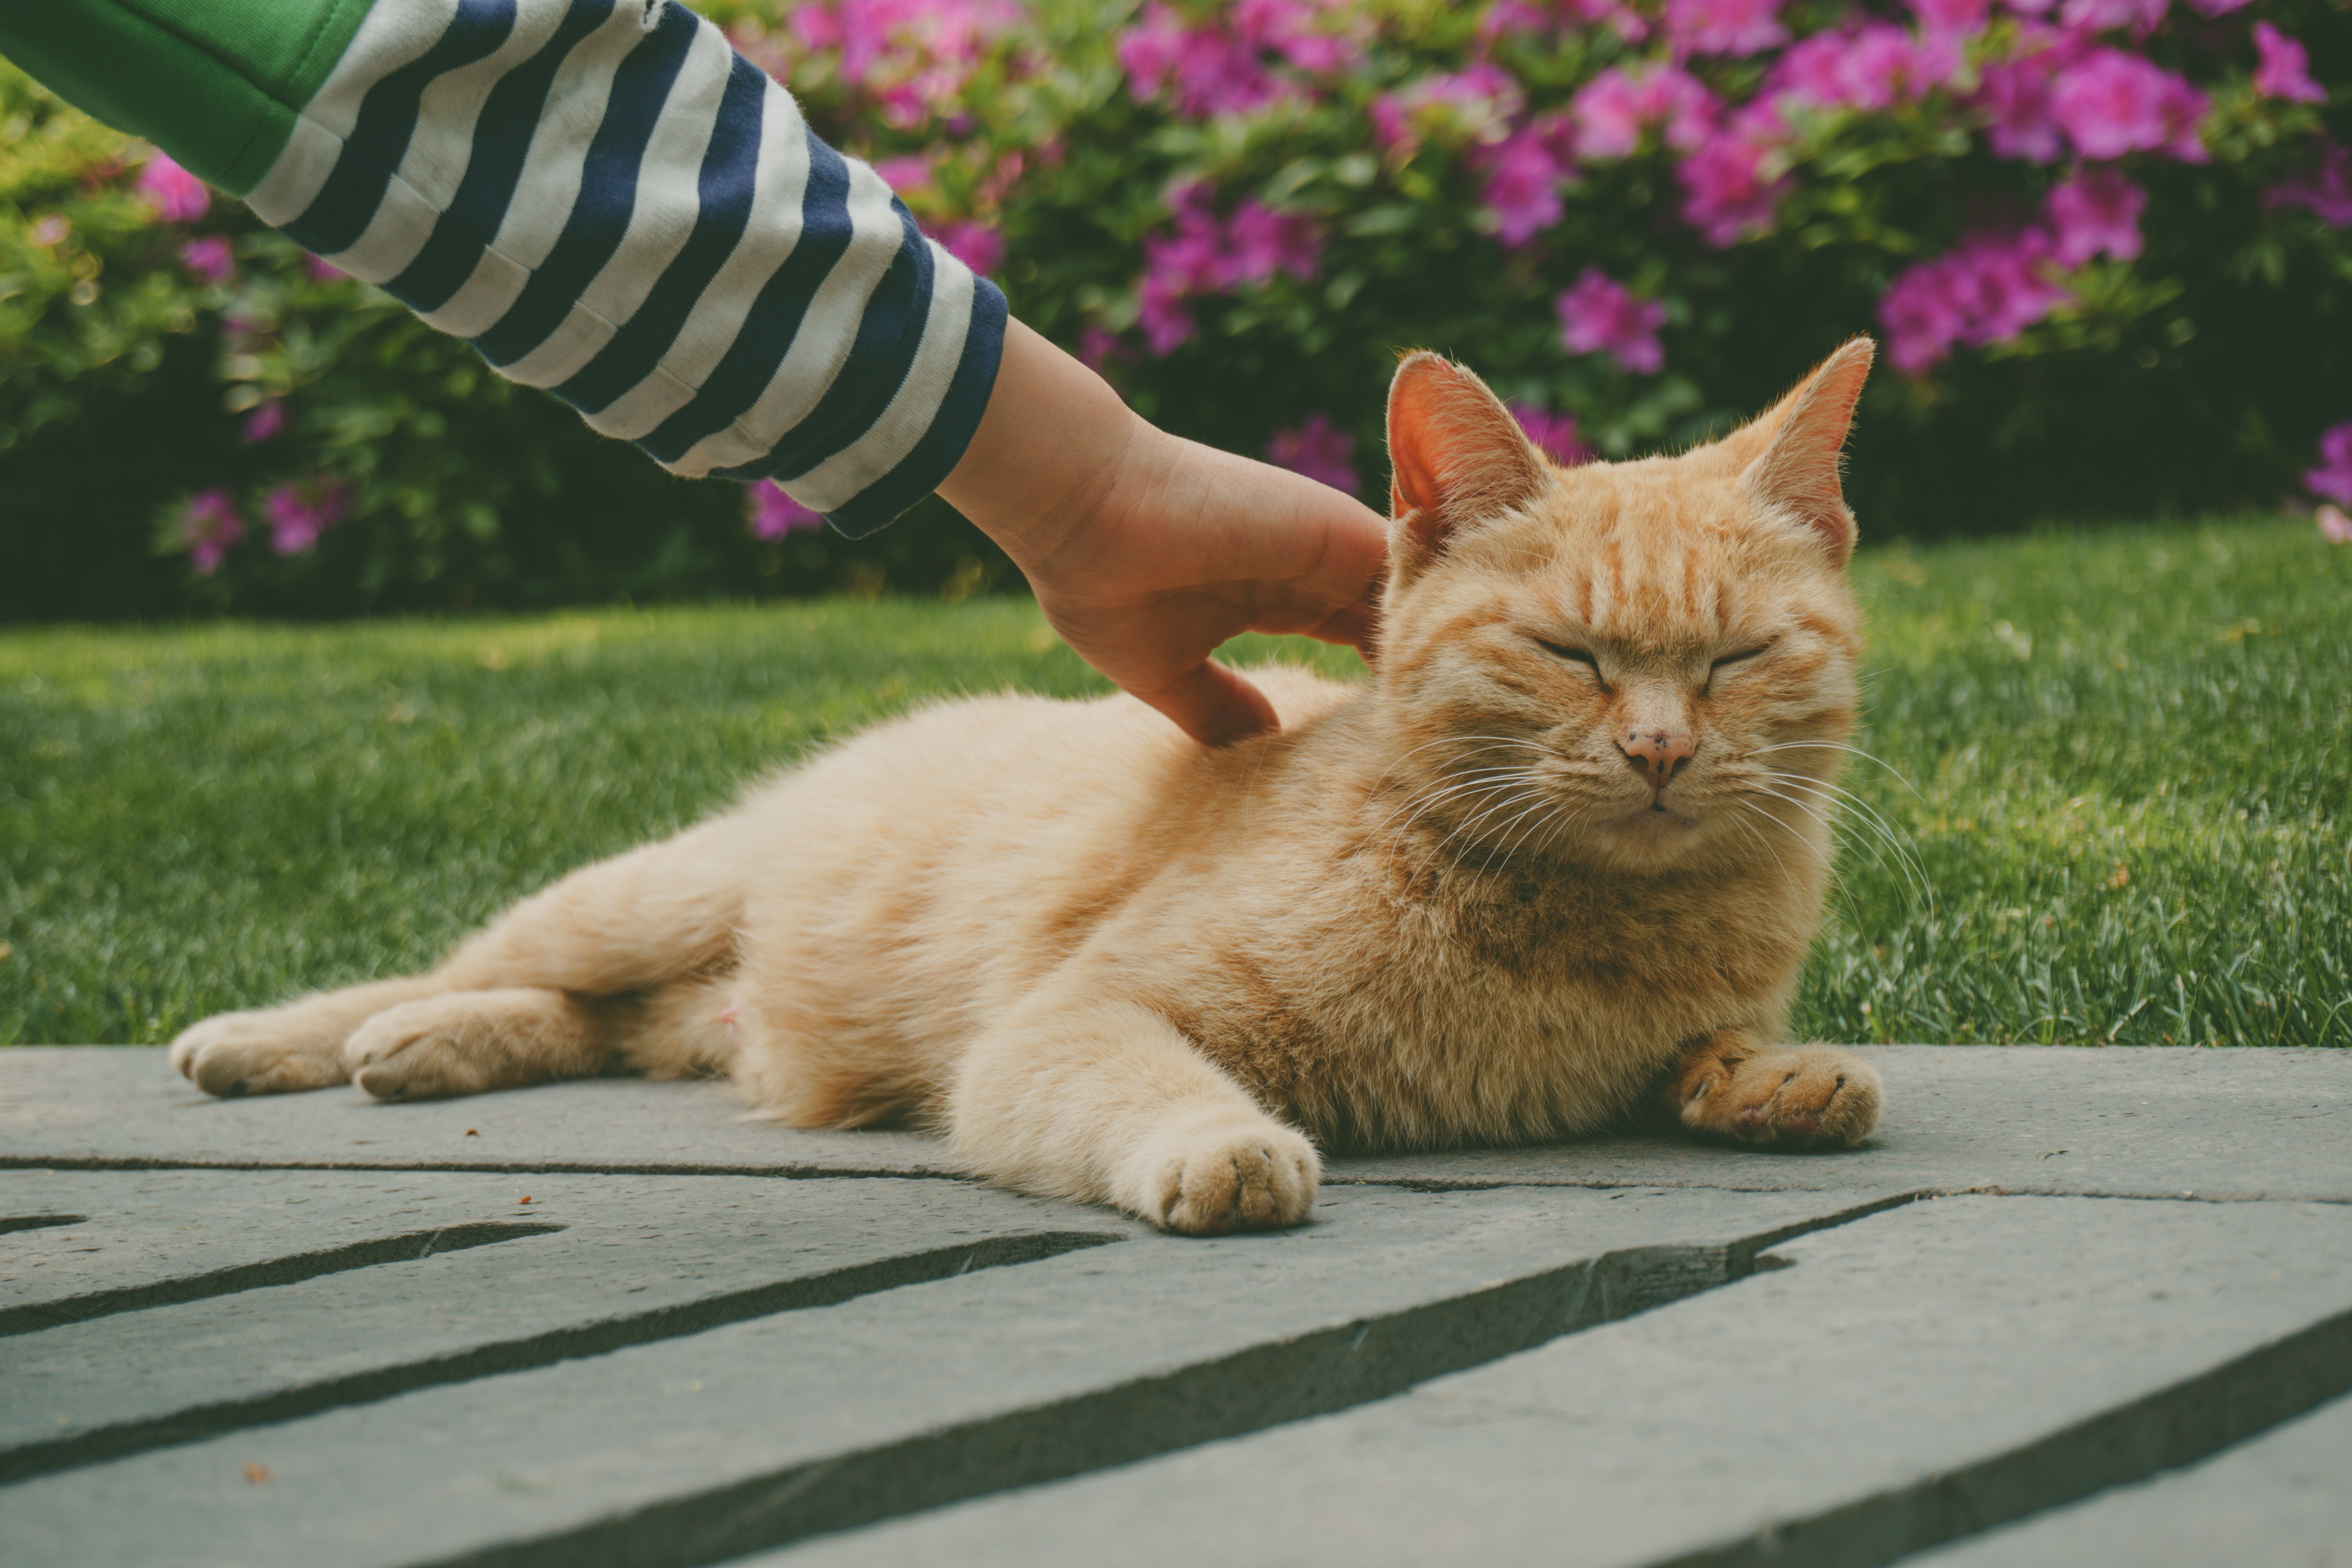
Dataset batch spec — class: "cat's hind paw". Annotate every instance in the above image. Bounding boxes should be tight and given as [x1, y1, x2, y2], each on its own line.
[169, 1012, 351, 1098]
[1118, 1109, 1320, 1236]
[1675, 1038, 1880, 1150]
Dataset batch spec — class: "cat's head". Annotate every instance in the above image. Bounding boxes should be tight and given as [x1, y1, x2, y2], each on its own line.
[1373, 341, 1871, 877]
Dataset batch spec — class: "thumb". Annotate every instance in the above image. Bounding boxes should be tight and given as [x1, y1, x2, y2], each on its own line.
[1136, 660, 1280, 748]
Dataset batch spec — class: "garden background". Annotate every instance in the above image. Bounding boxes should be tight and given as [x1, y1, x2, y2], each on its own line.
[2, 0, 2348, 1049]
[3, 0, 2348, 612]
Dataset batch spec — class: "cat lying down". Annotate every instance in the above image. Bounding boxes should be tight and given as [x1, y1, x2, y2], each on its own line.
[171, 341, 1885, 1235]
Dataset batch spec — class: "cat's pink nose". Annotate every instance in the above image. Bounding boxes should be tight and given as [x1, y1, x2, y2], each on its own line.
[1621, 728, 1695, 792]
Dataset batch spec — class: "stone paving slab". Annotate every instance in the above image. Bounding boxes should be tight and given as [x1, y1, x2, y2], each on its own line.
[0, 1051, 951, 1178]
[6, 1046, 2345, 1201]
[0, 1183, 1898, 1568]
[1, 1170, 1119, 1480]
[1905, 1386, 2352, 1568]
[760, 1194, 2352, 1568]
[4, 1045, 2348, 1568]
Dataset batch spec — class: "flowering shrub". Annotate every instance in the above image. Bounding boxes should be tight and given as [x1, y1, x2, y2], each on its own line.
[1, 0, 2345, 614]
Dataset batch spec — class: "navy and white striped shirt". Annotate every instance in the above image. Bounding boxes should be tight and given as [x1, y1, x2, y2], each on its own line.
[242, 0, 1005, 535]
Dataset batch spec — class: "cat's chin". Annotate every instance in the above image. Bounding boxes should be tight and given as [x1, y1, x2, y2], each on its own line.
[1586, 804, 1710, 866]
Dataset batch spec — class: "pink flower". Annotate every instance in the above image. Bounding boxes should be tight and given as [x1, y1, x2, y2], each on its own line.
[2308, 423, 2352, 509]
[1878, 230, 2070, 373]
[1136, 283, 1196, 357]
[1265, 414, 1357, 494]
[1077, 325, 1128, 370]
[1479, 122, 1574, 247]
[306, 255, 347, 283]
[178, 236, 236, 285]
[1223, 200, 1322, 285]
[2181, 0, 2250, 13]
[1118, 0, 1356, 118]
[1508, 401, 1590, 465]
[1662, 0, 1787, 58]
[746, 481, 824, 539]
[782, 0, 1020, 127]
[1490, 0, 1650, 42]
[2318, 504, 2352, 544]
[2252, 23, 2327, 107]
[264, 482, 348, 556]
[1971, 23, 2090, 161]
[871, 154, 934, 190]
[180, 489, 245, 575]
[2056, 0, 2165, 32]
[1773, 23, 1964, 114]
[2267, 138, 2352, 227]
[1132, 185, 1322, 355]
[928, 220, 1004, 275]
[136, 154, 210, 224]
[1370, 64, 1523, 157]
[1911, 0, 1991, 37]
[2045, 169, 2145, 264]
[241, 402, 287, 444]
[1680, 125, 1786, 245]
[2051, 50, 2209, 162]
[1555, 269, 1667, 374]
[1570, 64, 1719, 160]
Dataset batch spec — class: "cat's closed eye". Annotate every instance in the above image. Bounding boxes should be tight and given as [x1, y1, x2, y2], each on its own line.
[1534, 637, 1602, 673]
[1710, 643, 1774, 671]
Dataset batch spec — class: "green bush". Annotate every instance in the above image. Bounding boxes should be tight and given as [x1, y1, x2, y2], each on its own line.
[0, 0, 2345, 618]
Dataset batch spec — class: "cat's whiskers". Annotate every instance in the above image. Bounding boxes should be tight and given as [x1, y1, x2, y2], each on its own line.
[1373, 765, 1543, 891]
[1749, 739, 1926, 802]
[1755, 768, 1935, 909]
[1736, 775, 1914, 916]
[1375, 765, 1530, 844]
[1441, 778, 1559, 886]
[1481, 786, 1574, 877]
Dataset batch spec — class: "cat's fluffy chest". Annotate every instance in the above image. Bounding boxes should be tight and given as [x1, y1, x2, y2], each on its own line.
[1106, 829, 1811, 1149]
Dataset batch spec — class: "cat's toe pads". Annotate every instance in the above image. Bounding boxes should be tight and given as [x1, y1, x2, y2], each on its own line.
[1122, 1112, 1320, 1235]
[343, 1001, 492, 1102]
[169, 1014, 348, 1098]
[1689, 1045, 1880, 1149]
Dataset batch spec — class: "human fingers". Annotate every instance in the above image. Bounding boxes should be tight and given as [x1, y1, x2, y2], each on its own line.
[1135, 660, 1281, 748]
[1298, 601, 1382, 661]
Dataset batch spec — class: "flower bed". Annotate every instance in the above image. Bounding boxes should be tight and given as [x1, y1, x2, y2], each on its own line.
[0, 0, 2344, 615]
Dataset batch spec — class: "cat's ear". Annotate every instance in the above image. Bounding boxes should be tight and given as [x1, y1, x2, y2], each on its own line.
[1386, 352, 1547, 576]
[1718, 337, 1874, 566]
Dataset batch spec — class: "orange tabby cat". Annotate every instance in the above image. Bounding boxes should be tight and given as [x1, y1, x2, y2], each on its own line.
[170, 341, 1884, 1234]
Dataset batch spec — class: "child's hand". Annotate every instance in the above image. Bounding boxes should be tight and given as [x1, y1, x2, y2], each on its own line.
[940, 321, 1390, 746]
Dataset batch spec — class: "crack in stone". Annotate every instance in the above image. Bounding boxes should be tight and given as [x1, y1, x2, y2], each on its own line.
[0, 1230, 1116, 1487]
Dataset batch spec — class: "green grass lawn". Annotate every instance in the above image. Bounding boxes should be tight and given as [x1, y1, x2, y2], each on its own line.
[3, 515, 2347, 1049]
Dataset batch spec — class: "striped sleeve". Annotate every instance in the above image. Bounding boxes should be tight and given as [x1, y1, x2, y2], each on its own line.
[237, 0, 1006, 537]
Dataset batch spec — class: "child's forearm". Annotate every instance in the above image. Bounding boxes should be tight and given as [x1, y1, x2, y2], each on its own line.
[0, 0, 1004, 535]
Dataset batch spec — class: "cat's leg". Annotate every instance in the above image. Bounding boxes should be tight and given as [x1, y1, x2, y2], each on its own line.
[170, 976, 445, 1097]
[1662, 1028, 1882, 1149]
[946, 998, 1319, 1235]
[339, 987, 622, 1101]
[172, 818, 746, 1100]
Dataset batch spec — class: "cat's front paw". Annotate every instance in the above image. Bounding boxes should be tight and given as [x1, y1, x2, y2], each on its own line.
[1116, 1108, 1320, 1236]
[169, 1011, 350, 1098]
[1677, 1040, 1880, 1150]
[343, 997, 504, 1101]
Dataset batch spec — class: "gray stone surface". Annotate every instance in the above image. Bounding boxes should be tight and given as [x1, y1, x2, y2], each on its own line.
[1902, 1387, 2352, 1568]
[757, 1194, 2352, 1568]
[0, 1170, 1118, 1479]
[4, 1045, 2348, 1568]
[1327, 1044, 2352, 1201]
[7, 1045, 2346, 1200]
[0, 1049, 956, 1178]
[0, 1183, 1897, 1568]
